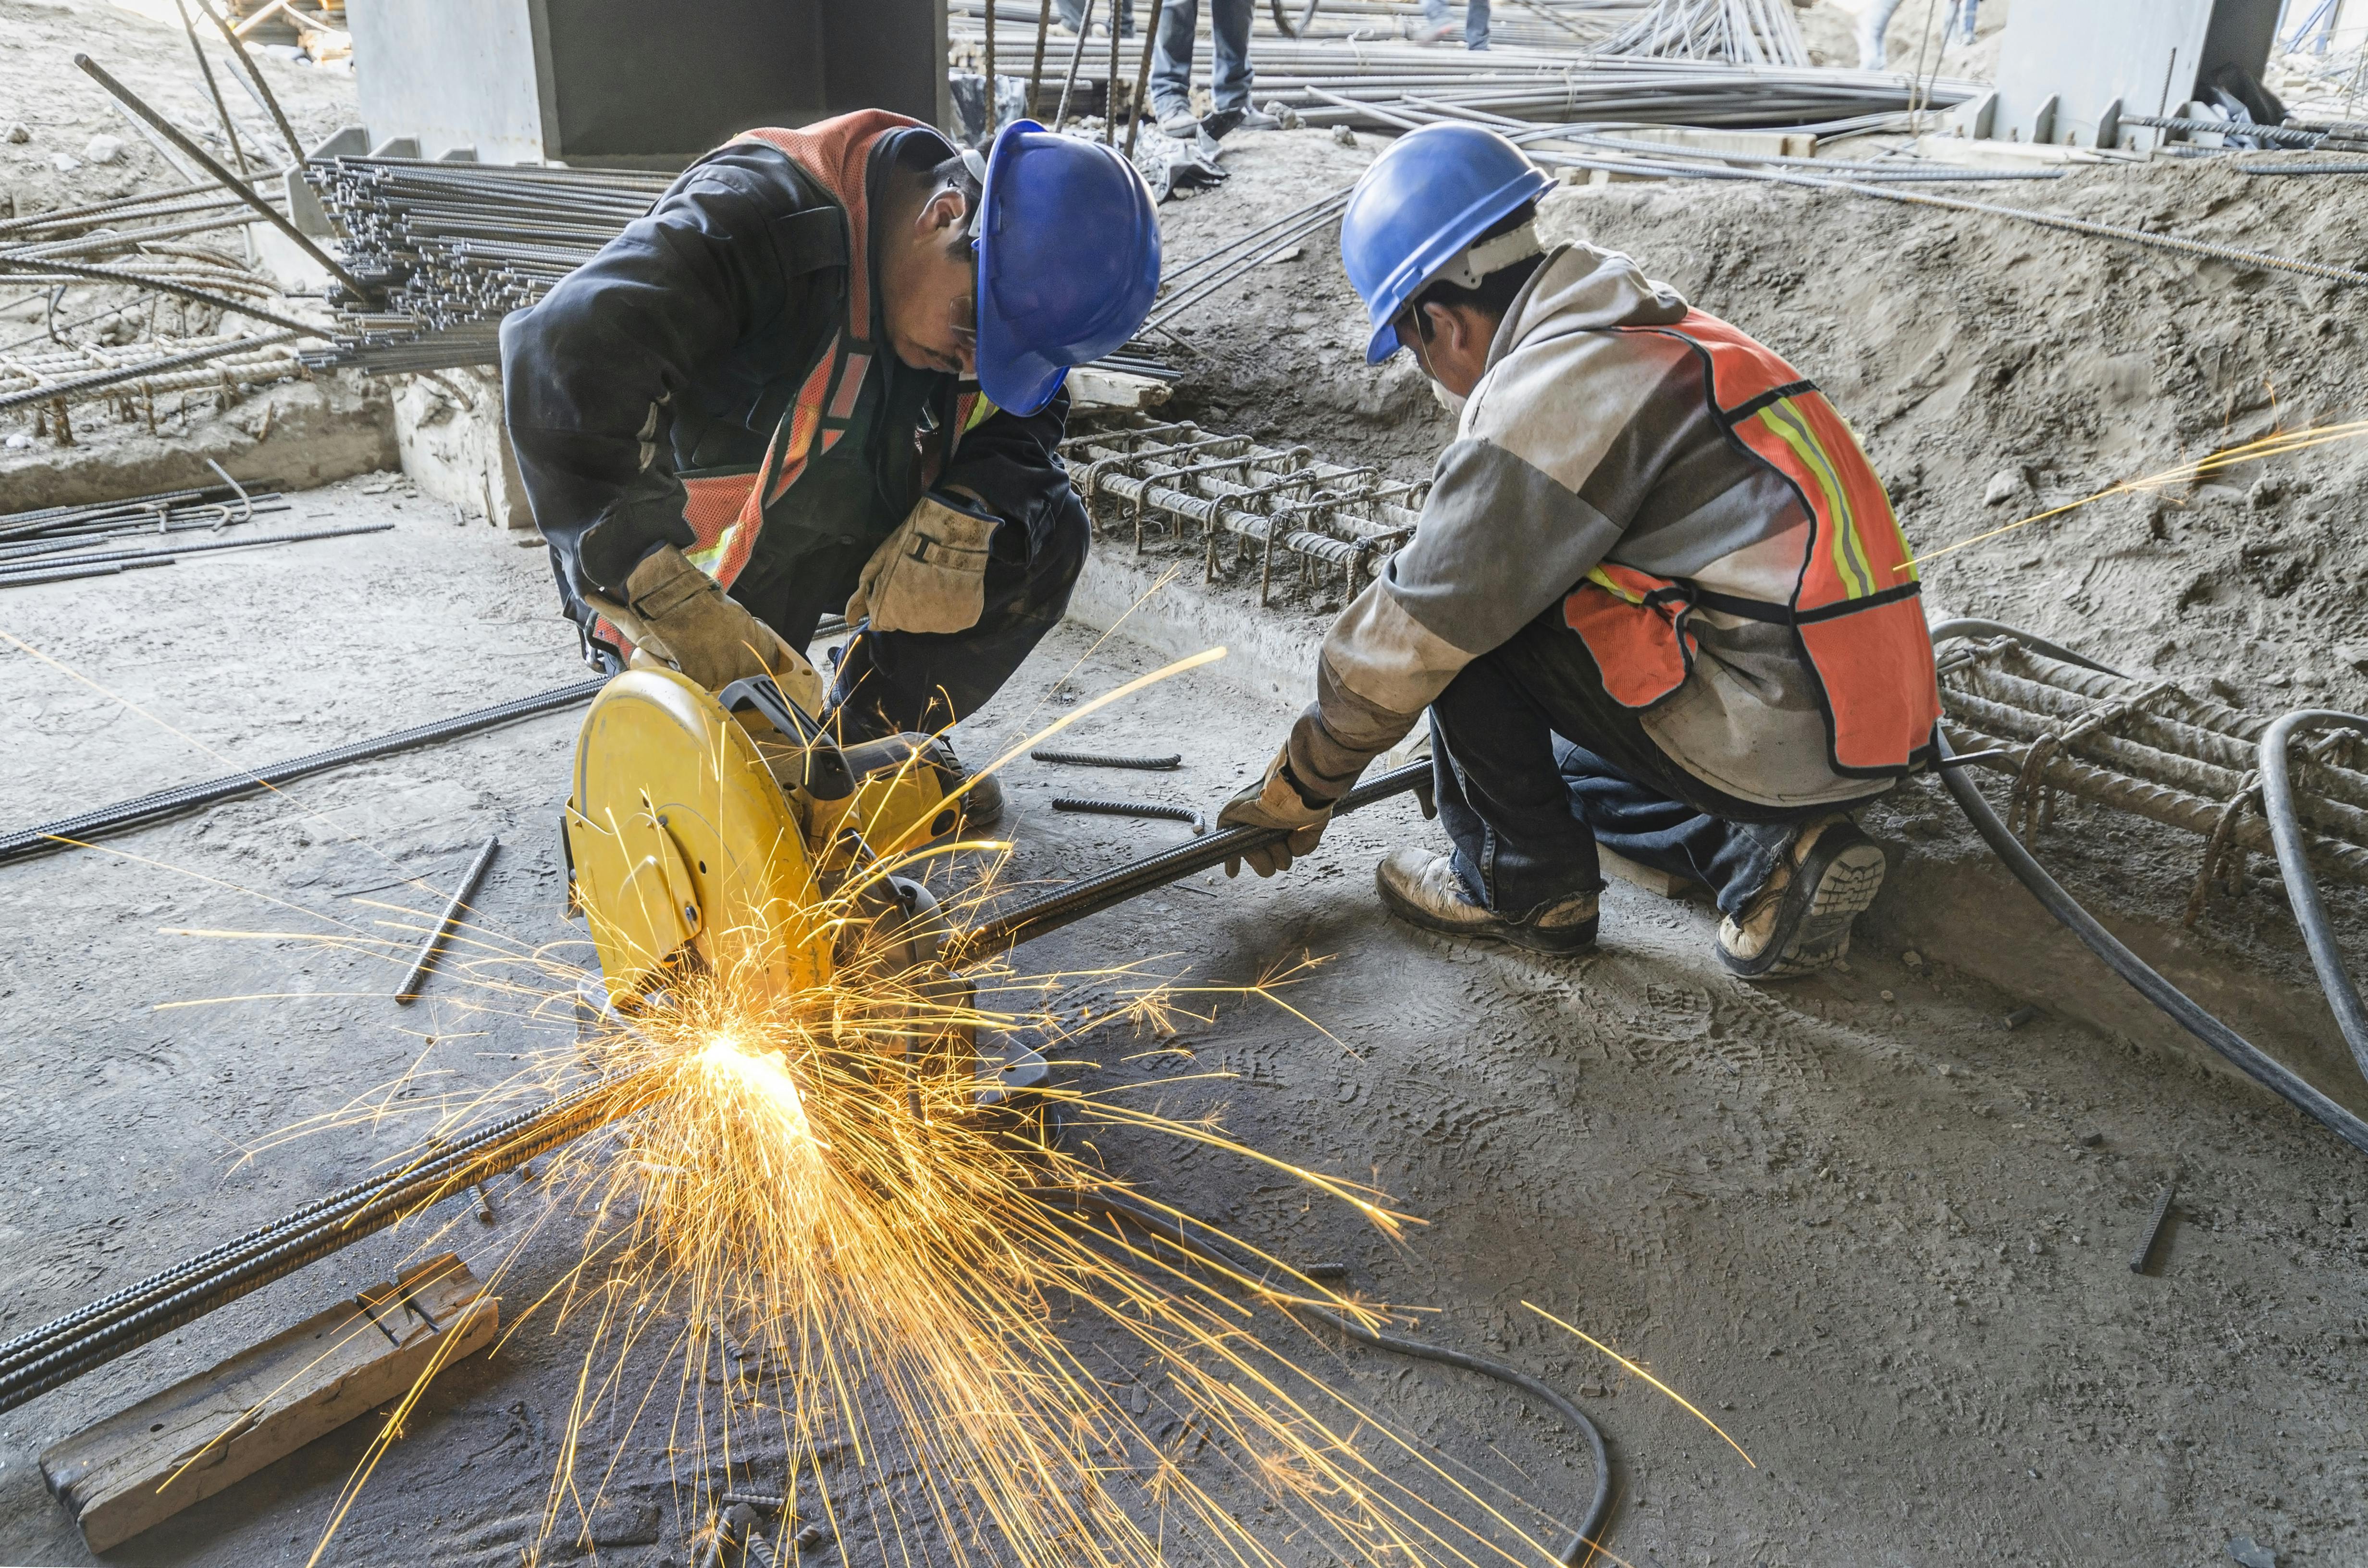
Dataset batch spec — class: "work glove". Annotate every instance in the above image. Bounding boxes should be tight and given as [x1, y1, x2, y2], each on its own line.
[1215, 748, 1333, 878]
[590, 544, 826, 713]
[845, 490, 1000, 636]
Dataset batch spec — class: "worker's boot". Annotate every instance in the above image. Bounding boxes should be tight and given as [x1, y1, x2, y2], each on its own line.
[1374, 847, 1598, 955]
[1154, 101, 1199, 138]
[927, 737, 1003, 833]
[1716, 816, 1886, 980]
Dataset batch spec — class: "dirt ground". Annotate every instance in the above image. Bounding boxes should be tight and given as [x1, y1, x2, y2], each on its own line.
[0, 477, 2363, 1566]
[2, 8, 2366, 1565]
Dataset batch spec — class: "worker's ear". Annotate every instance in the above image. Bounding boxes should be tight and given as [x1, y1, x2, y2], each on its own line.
[1445, 301, 1491, 360]
[916, 185, 969, 240]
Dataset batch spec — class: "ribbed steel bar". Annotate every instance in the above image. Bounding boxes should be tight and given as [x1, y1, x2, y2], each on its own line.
[0, 329, 301, 415]
[0, 679, 606, 867]
[952, 760, 1431, 960]
[0, 1073, 663, 1414]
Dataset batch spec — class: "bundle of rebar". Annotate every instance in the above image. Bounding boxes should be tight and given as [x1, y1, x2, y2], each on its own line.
[1062, 417, 1424, 602]
[0, 331, 302, 416]
[299, 157, 673, 372]
[1595, 0, 1807, 65]
[0, 481, 288, 564]
[949, 0, 1970, 132]
[1936, 631, 2368, 913]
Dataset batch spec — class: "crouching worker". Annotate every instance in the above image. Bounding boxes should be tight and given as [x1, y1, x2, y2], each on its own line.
[503, 112, 1160, 821]
[1218, 124, 1942, 977]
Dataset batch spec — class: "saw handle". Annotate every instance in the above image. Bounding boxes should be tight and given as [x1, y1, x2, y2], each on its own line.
[717, 674, 854, 800]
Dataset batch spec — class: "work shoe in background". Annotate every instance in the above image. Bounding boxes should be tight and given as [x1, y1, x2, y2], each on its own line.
[1155, 103, 1200, 138]
[1232, 106, 1284, 131]
[1716, 817, 1886, 979]
[1375, 846, 1598, 955]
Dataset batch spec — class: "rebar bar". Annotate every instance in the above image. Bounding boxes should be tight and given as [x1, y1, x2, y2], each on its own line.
[0, 519, 386, 585]
[1030, 747, 1183, 769]
[0, 678, 606, 868]
[72, 53, 368, 298]
[1053, 796, 1208, 833]
[395, 835, 501, 1003]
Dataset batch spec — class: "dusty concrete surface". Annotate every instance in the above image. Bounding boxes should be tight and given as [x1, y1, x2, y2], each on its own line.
[0, 495, 2364, 1565]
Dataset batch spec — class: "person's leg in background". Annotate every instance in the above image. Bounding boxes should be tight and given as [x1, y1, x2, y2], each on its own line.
[1207, 0, 1255, 111]
[1417, 0, 1455, 43]
[1150, 0, 1201, 126]
[1462, 0, 1490, 50]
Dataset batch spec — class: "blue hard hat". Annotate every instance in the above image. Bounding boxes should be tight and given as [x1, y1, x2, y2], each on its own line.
[1340, 122, 1553, 364]
[975, 120, 1161, 416]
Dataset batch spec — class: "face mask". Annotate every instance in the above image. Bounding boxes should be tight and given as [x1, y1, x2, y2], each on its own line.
[1428, 377, 1467, 418]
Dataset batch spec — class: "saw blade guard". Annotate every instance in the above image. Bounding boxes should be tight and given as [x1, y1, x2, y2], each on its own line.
[564, 669, 832, 1007]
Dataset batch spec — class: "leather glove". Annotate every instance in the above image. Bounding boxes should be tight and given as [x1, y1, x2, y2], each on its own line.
[589, 544, 826, 713]
[845, 490, 999, 636]
[1215, 749, 1333, 878]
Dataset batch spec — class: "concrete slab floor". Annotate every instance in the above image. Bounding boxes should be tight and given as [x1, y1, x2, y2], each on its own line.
[0, 490, 2363, 1565]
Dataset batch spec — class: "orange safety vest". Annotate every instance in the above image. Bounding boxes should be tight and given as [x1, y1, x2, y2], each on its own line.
[1560, 311, 1940, 777]
[594, 111, 989, 656]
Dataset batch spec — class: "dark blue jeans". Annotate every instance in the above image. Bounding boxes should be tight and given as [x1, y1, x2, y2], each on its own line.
[1427, 610, 1883, 919]
[736, 498, 1089, 744]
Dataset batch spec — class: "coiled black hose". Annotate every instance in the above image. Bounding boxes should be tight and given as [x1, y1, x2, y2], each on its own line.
[1929, 628, 2368, 1157]
[1043, 1186, 1613, 1565]
[2259, 711, 2368, 1079]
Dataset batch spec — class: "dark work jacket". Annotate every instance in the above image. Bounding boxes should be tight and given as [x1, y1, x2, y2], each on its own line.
[498, 128, 1077, 664]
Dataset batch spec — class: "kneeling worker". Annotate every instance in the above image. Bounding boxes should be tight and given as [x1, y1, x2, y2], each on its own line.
[503, 112, 1160, 821]
[1218, 124, 1941, 977]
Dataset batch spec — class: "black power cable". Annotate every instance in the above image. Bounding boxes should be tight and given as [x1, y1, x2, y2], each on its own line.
[1045, 1185, 1614, 1564]
[1929, 636, 2368, 1157]
[2259, 711, 2368, 1078]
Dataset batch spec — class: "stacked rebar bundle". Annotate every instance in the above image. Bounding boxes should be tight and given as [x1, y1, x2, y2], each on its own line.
[1596, 0, 1808, 66]
[1061, 417, 1424, 601]
[1937, 633, 2368, 899]
[299, 157, 672, 371]
[0, 481, 288, 562]
[949, 0, 1969, 131]
[0, 331, 302, 416]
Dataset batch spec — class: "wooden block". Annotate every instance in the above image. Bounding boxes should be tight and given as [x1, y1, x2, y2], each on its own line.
[40, 1254, 497, 1553]
[1066, 367, 1172, 412]
[1598, 845, 1693, 900]
[1616, 125, 1816, 159]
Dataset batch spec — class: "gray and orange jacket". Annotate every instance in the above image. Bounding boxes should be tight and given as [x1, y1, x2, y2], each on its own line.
[500, 112, 1077, 667]
[1289, 243, 1941, 808]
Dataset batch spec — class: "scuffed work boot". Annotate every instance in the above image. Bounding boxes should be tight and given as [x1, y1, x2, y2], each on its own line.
[1717, 816, 1886, 980]
[1375, 847, 1598, 956]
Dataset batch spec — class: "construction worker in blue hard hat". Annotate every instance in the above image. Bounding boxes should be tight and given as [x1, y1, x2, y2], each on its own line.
[502, 112, 1159, 827]
[1218, 122, 1942, 978]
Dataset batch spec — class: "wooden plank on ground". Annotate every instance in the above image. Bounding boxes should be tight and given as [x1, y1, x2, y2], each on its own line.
[39, 1252, 497, 1553]
[1066, 367, 1171, 411]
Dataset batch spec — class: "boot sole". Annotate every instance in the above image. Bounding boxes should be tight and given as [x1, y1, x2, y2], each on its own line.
[1721, 830, 1886, 980]
[1376, 869, 1598, 955]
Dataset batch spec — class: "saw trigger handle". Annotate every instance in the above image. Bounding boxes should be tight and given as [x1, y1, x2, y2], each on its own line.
[717, 674, 853, 800]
